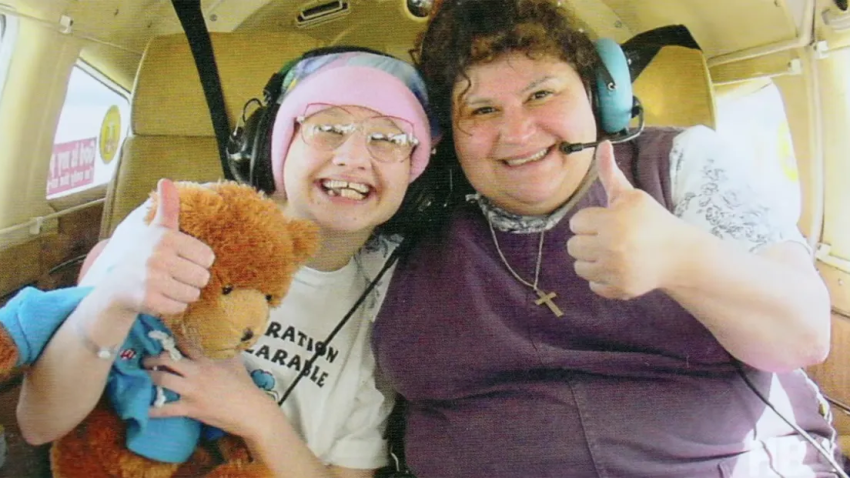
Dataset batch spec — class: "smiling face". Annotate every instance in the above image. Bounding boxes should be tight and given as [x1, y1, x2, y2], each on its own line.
[281, 105, 413, 234]
[452, 52, 597, 216]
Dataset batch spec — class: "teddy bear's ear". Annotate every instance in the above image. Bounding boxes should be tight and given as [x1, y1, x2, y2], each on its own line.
[287, 219, 320, 264]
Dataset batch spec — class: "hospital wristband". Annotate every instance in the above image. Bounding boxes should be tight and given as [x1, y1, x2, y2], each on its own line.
[74, 320, 122, 360]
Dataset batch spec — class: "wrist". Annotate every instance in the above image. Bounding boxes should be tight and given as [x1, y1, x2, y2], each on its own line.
[92, 279, 142, 318]
[659, 221, 711, 294]
[241, 392, 290, 445]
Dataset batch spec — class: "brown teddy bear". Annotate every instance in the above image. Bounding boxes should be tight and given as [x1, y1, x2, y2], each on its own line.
[0, 181, 318, 477]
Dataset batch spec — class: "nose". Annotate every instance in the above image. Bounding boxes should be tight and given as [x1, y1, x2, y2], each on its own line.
[499, 107, 537, 144]
[331, 132, 373, 169]
[241, 329, 254, 342]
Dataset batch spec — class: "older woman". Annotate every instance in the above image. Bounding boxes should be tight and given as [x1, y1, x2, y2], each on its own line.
[372, 0, 840, 477]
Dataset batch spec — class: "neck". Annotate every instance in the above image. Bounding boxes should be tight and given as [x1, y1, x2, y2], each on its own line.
[275, 199, 374, 272]
[307, 227, 374, 272]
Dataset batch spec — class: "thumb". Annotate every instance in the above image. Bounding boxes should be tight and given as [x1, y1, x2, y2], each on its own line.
[596, 140, 633, 205]
[152, 178, 180, 230]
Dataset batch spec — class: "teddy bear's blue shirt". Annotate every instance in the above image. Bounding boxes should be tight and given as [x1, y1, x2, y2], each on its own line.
[0, 286, 224, 463]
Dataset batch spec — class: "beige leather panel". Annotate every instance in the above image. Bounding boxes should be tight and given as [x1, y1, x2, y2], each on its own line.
[101, 136, 221, 237]
[0, 204, 101, 300]
[132, 32, 323, 137]
[632, 46, 716, 129]
[808, 313, 850, 432]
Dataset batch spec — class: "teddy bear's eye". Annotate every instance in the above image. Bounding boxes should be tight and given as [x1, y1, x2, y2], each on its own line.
[241, 329, 255, 342]
[222, 286, 234, 295]
[265, 294, 273, 302]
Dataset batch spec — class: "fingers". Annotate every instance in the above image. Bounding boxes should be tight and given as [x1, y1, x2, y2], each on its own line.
[149, 369, 187, 396]
[151, 179, 181, 230]
[573, 260, 618, 289]
[148, 400, 188, 419]
[168, 233, 216, 270]
[177, 341, 205, 361]
[566, 235, 606, 262]
[137, 253, 209, 316]
[152, 251, 211, 292]
[596, 141, 634, 205]
[569, 207, 607, 235]
[588, 281, 623, 300]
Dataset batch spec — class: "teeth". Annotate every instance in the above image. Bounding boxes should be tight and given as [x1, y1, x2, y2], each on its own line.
[505, 149, 547, 167]
[321, 179, 371, 193]
[348, 183, 370, 194]
[339, 189, 365, 200]
[321, 179, 369, 201]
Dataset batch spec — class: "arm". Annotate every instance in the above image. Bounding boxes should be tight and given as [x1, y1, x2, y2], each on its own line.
[244, 409, 375, 478]
[663, 226, 830, 372]
[661, 127, 829, 372]
[17, 285, 137, 445]
[568, 131, 830, 373]
[144, 354, 379, 478]
[17, 179, 215, 444]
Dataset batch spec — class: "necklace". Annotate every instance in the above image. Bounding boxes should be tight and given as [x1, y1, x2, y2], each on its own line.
[488, 221, 564, 318]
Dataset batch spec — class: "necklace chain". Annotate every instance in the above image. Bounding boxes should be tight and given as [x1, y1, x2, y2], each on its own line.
[488, 221, 544, 292]
[488, 221, 564, 317]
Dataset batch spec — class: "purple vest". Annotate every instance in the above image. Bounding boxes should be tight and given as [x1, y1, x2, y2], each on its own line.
[373, 128, 839, 477]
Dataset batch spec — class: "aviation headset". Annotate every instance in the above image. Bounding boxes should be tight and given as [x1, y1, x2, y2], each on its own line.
[225, 39, 642, 223]
[225, 46, 393, 195]
[226, 45, 446, 236]
[559, 37, 645, 155]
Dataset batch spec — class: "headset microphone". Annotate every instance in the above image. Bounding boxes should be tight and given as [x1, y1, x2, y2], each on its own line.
[559, 140, 601, 154]
[558, 97, 646, 155]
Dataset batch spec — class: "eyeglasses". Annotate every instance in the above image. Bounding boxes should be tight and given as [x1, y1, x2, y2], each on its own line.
[296, 103, 419, 163]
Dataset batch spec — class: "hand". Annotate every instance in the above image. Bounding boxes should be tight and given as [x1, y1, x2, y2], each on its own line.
[144, 351, 279, 440]
[104, 179, 216, 317]
[566, 141, 688, 299]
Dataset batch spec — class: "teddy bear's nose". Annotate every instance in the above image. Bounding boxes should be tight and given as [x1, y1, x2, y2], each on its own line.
[241, 329, 255, 342]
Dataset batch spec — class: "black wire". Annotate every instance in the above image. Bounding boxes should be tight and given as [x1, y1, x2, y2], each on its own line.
[732, 359, 849, 477]
[277, 239, 410, 406]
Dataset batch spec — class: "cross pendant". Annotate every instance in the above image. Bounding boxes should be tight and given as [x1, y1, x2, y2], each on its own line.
[534, 289, 564, 317]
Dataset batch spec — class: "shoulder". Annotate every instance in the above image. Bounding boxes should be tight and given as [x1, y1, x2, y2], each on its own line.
[357, 235, 402, 267]
[669, 125, 732, 167]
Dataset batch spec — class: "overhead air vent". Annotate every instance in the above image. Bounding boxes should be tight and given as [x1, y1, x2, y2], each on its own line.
[296, 1, 350, 28]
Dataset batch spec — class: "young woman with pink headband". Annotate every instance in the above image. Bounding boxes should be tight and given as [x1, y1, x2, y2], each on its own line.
[17, 48, 439, 478]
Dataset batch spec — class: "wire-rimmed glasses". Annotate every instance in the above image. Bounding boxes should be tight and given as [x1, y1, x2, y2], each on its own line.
[295, 103, 419, 163]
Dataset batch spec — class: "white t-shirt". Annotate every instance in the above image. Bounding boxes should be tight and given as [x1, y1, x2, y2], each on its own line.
[81, 201, 399, 470]
[242, 236, 398, 469]
[669, 125, 808, 253]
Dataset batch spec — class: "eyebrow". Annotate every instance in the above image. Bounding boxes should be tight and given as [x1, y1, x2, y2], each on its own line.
[461, 75, 560, 107]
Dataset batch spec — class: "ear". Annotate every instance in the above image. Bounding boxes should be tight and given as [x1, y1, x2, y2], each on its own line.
[287, 219, 320, 265]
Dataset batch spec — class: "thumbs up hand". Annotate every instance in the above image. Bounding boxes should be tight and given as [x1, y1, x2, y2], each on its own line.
[105, 179, 216, 317]
[566, 142, 684, 300]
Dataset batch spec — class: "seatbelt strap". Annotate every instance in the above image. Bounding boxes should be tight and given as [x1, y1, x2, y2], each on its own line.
[170, 0, 235, 180]
[622, 24, 702, 81]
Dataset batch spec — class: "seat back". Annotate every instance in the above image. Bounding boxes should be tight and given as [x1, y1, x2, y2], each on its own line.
[632, 45, 716, 129]
[100, 31, 322, 237]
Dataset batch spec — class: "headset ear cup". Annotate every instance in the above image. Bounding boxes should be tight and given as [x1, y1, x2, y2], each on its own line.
[594, 38, 634, 134]
[226, 119, 255, 184]
[248, 102, 279, 195]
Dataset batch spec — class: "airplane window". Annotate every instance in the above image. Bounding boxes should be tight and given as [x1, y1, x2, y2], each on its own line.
[47, 65, 130, 199]
[715, 81, 802, 221]
[0, 14, 17, 106]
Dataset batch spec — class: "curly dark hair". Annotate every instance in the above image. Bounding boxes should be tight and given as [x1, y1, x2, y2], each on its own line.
[417, 0, 599, 131]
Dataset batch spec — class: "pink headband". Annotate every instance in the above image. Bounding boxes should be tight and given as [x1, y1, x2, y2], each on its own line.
[270, 66, 433, 196]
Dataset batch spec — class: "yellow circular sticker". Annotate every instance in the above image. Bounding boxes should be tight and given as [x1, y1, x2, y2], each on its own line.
[777, 121, 799, 183]
[99, 105, 121, 164]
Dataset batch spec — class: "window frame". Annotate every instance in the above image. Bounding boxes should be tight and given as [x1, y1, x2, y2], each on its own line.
[47, 59, 131, 210]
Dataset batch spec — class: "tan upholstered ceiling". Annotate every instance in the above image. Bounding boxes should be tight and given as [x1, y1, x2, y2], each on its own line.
[3, 0, 808, 90]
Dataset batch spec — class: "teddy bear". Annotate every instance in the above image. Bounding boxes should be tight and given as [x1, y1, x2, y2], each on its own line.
[0, 180, 319, 477]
